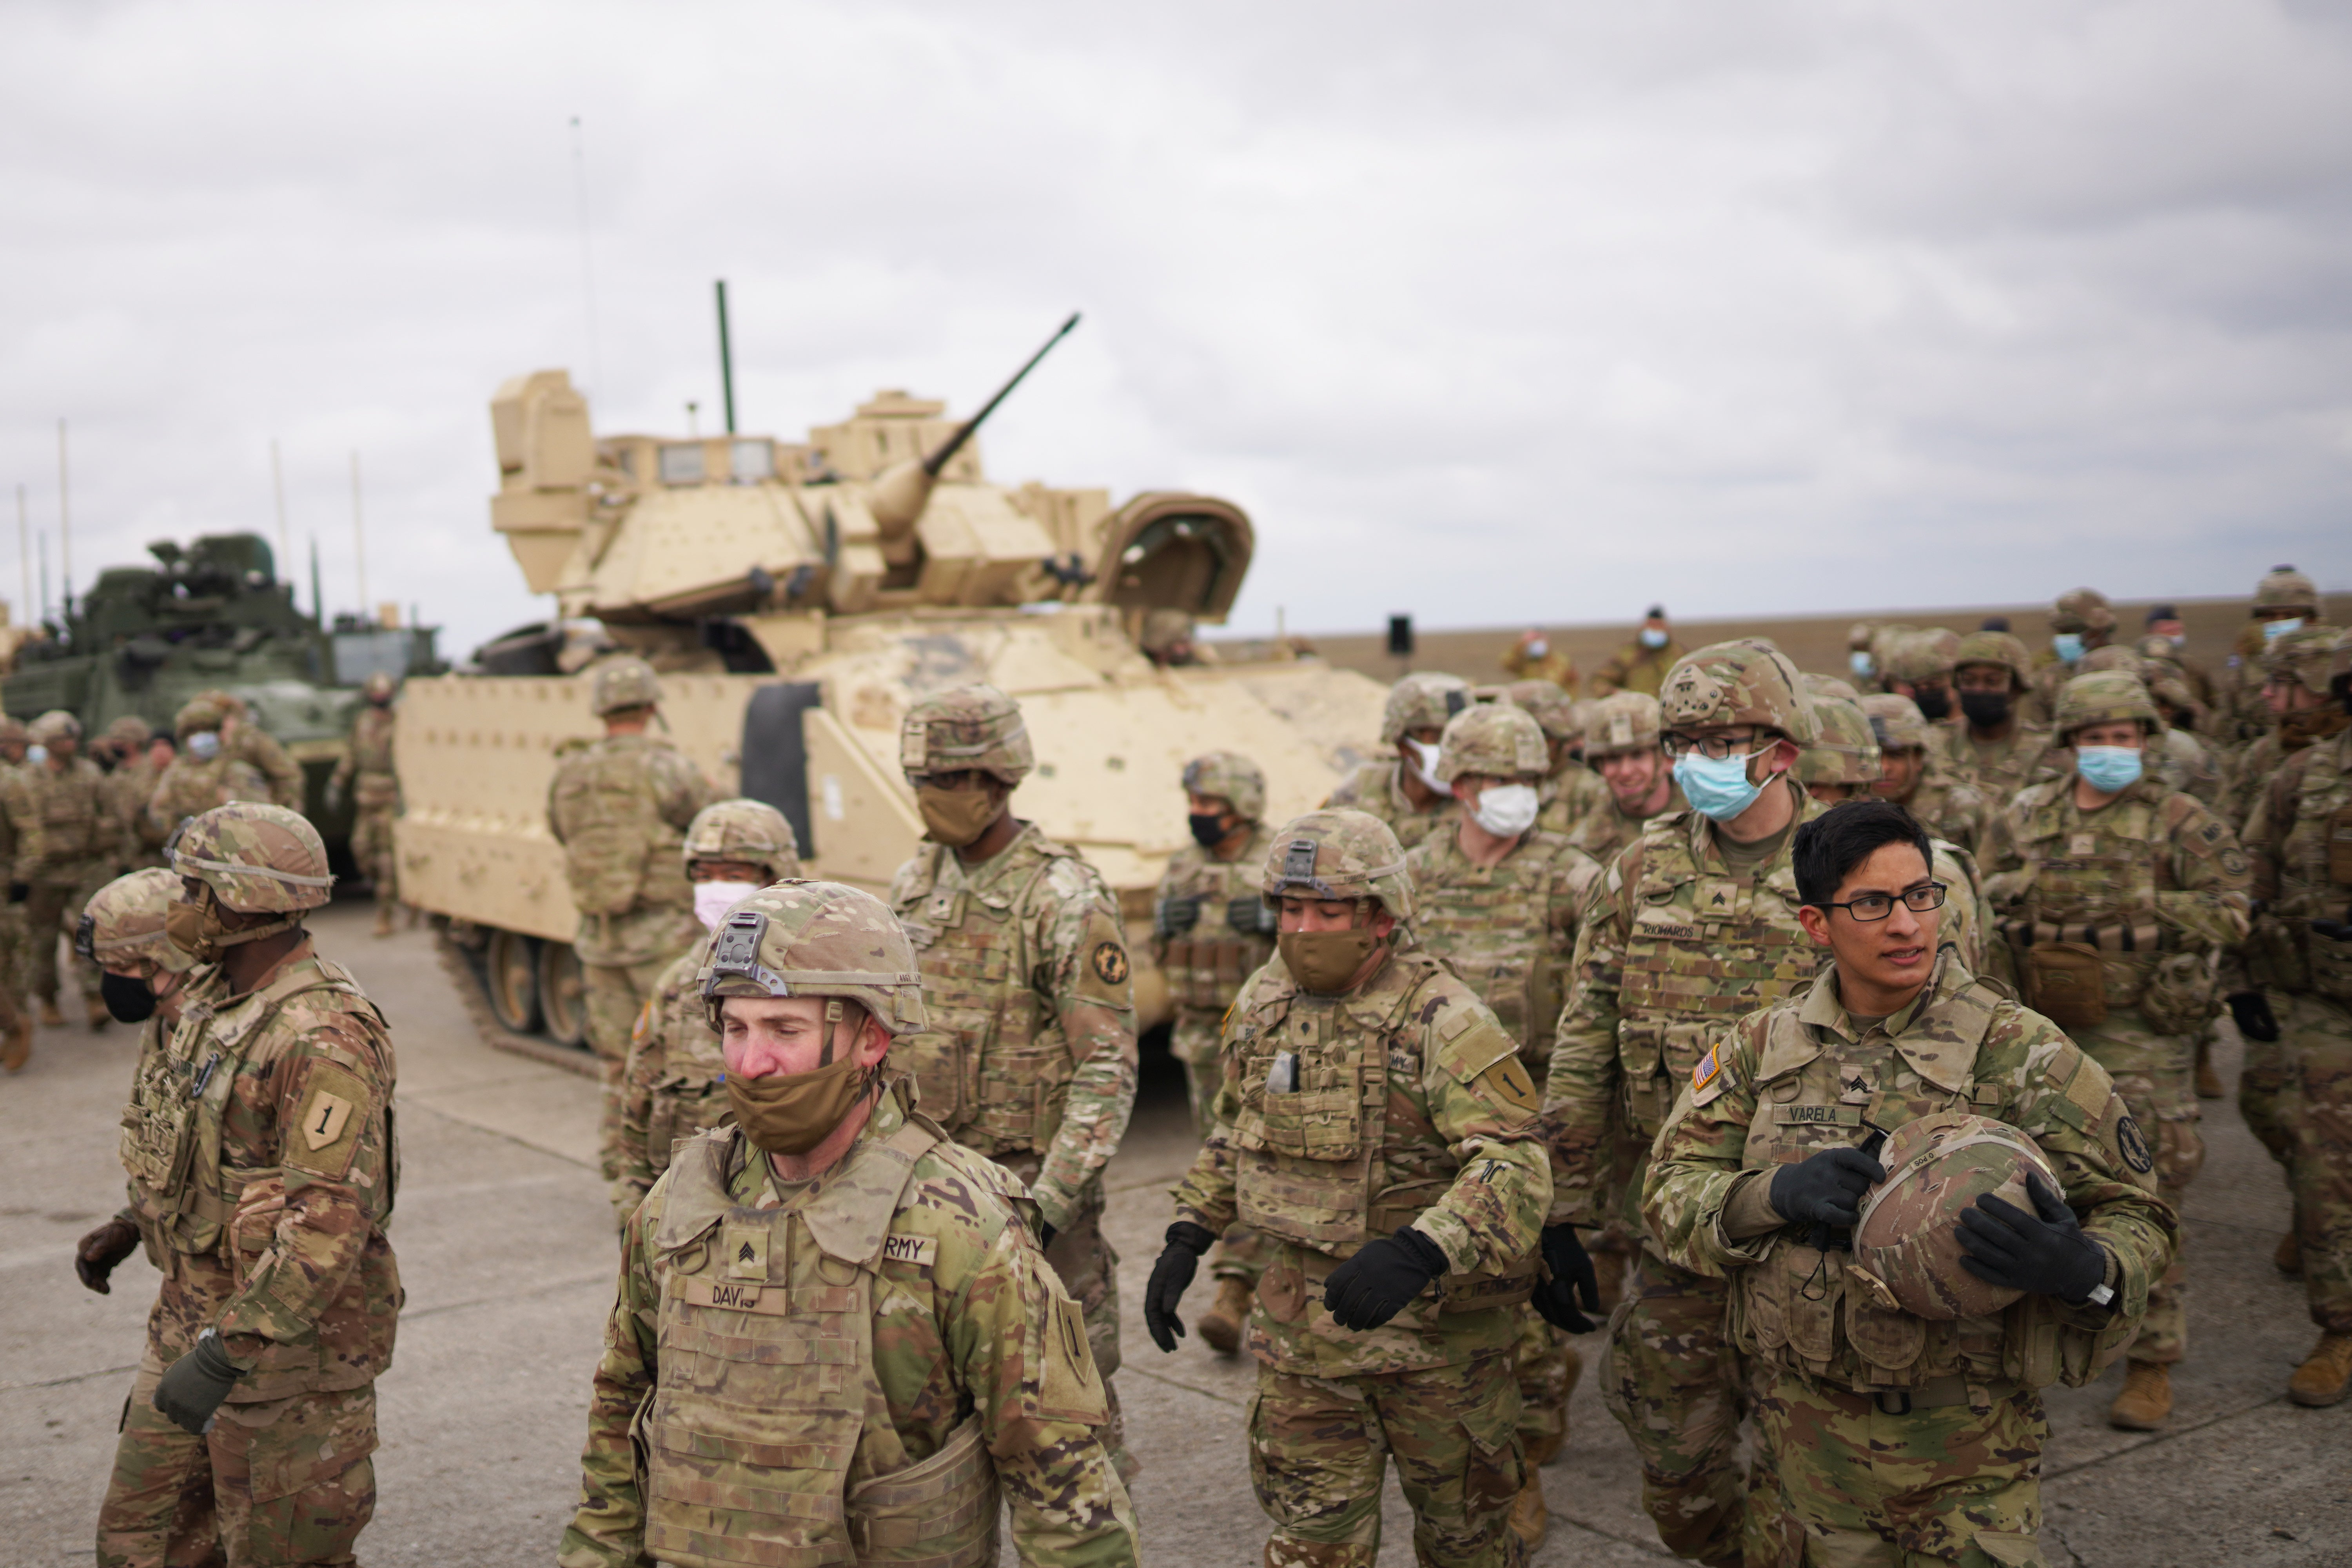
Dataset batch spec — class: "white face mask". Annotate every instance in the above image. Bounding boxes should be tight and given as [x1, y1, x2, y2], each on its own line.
[1406, 737, 1445, 793]
[693, 880, 755, 932]
[187, 731, 221, 760]
[25, 744, 47, 766]
[1469, 782, 1540, 838]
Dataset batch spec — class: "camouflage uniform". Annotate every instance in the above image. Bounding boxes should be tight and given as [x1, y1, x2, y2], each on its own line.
[2236, 642, 2352, 1401]
[197, 691, 307, 812]
[2076, 646, 2225, 808]
[1980, 672, 2250, 1414]
[21, 712, 119, 1019]
[609, 798, 802, 1224]
[547, 658, 719, 1182]
[888, 685, 1140, 1476]
[1499, 636, 1577, 693]
[327, 676, 400, 930]
[96, 809, 399, 1568]
[2025, 588, 2117, 727]
[1642, 953, 2176, 1568]
[1170, 809, 1552, 1568]
[1405, 704, 1603, 1501]
[1859, 693, 1991, 856]
[1321, 672, 1468, 853]
[1590, 626, 1688, 699]
[1541, 641, 1824, 1565]
[147, 701, 272, 845]
[1560, 692, 1686, 864]
[98, 717, 170, 871]
[2215, 566, 2327, 753]
[1505, 680, 1611, 835]
[2214, 626, 2348, 836]
[1943, 632, 2057, 809]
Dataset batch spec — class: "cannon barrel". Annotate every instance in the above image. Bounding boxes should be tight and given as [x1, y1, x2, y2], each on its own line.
[870, 312, 1080, 549]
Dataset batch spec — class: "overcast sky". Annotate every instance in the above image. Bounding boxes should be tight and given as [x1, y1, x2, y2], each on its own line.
[3, 0, 2347, 661]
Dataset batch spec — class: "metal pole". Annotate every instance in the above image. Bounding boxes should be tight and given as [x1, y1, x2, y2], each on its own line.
[271, 437, 290, 580]
[310, 535, 322, 624]
[716, 279, 737, 436]
[38, 531, 49, 625]
[349, 451, 368, 620]
[56, 418, 70, 613]
[15, 484, 26, 631]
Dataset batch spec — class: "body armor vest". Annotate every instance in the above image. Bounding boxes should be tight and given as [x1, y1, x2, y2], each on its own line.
[28, 759, 106, 869]
[643, 938, 730, 1181]
[893, 838, 1076, 1158]
[2263, 736, 2352, 1003]
[1157, 828, 1274, 1020]
[551, 737, 694, 918]
[1410, 833, 1580, 1070]
[642, 1120, 999, 1568]
[348, 708, 399, 808]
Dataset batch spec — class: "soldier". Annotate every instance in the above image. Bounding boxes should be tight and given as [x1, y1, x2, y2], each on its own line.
[1643, 799, 2176, 1566]
[147, 700, 270, 845]
[2142, 603, 2216, 711]
[609, 797, 801, 1227]
[1148, 750, 1278, 1355]
[1541, 639, 1824, 1566]
[1500, 628, 1577, 692]
[1860, 693, 1990, 855]
[1147, 808, 1554, 1568]
[559, 878, 1139, 1568]
[1563, 691, 1685, 866]
[2217, 625, 2347, 836]
[325, 673, 402, 936]
[2077, 647, 2224, 807]
[1140, 607, 1213, 668]
[888, 683, 1140, 1477]
[100, 717, 171, 871]
[21, 710, 119, 1029]
[2026, 588, 2117, 726]
[1405, 703, 1604, 1548]
[199, 689, 306, 811]
[1945, 630, 2055, 806]
[1321, 671, 1468, 852]
[1879, 626, 1960, 738]
[2217, 564, 2328, 751]
[547, 655, 718, 1188]
[2232, 630, 2352, 1405]
[1508, 679, 1610, 835]
[1979, 670, 2251, 1430]
[0, 713, 27, 765]
[77, 808, 399, 1568]
[1590, 604, 1686, 699]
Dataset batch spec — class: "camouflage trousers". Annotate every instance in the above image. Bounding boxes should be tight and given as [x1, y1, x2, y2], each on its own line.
[1180, 1050, 1272, 1288]
[2074, 1015, 2202, 1365]
[999, 1154, 1135, 1482]
[2275, 993, 2352, 1334]
[98, 1352, 377, 1568]
[583, 955, 673, 1188]
[349, 805, 396, 906]
[1750, 1370, 2046, 1568]
[25, 868, 111, 1006]
[1249, 1353, 1525, 1568]
[1599, 1255, 1753, 1565]
[1512, 1312, 1575, 1457]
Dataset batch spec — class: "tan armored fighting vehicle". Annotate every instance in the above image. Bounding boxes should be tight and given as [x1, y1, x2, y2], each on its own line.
[397, 321, 1388, 1048]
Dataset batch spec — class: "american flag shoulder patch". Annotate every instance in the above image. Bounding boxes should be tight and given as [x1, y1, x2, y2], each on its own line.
[1693, 1045, 1723, 1092]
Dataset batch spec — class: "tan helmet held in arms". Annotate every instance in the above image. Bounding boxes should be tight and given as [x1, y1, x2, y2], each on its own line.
[1852, 1111, 2062, 1321]
[1380, 671, 1471, 746]
[171, 802, 336, 915]
[699, 879, 928, 1036]
[1433, 702, 1550, 785]
[1659, 639, 1818, 746]
[2052, 671, 2160, 741]
[899, 683, 1033, 786]
[1585, 691, 1662, 759]
[588, 655, 663, 717]
[1260, 808, 1415, 923]
[1181, 750, 1267, 822]
[77, 867, 200, 977]
[682, 798, 803, 882]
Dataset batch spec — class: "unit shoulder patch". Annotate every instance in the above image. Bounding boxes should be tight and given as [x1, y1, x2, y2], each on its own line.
[2114, 1112, 2154, 1175]
[1090, 940, 1129, 987]
[1477, 1054, 1540, 1115]
[283, 1062, 369, 1178]
[1037, 1289, 1108, 1422]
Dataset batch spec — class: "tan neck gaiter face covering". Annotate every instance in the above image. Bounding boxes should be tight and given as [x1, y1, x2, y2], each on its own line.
[725, 1050, 875, 1157]
[916, 785, 1000, 848]
[1278, 929, 1381, 994]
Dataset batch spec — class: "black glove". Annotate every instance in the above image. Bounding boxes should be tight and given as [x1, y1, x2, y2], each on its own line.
[1154, 897, 1200, 940]
[1323, 1225, 1449, 1332]
[1768, 1147, 1888, 1229]
[2311, 920, 2352, 943]
[1532, 1223, 1601, 1334]
[1144, 1221, 1215, 1352]
[2227, 991, 2281, 1043]
[1955, 1171, 2109, 1306]
[1227, 895, 1280, 938]
[75, 1216, 141, 1294]
[6, 882, 26, 904]
[153, 1329, 244, 1435]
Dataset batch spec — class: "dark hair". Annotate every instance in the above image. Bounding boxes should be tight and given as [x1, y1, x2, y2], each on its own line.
[1979, 615, 2011, 632]
[1793, 799, 1934, 907]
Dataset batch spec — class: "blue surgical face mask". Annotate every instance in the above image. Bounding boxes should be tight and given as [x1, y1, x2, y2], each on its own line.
[2053, 633, 2084, 665]
[2075, 744, 2143, 793]
[2263, 617, 2303, 642]
[1640, 627, 1669, 650]
[25, 744, 47, 766]
[187, 730, 222, 761]
[1673, 750, 1766, 822]
[1849, 650, 1875, 679]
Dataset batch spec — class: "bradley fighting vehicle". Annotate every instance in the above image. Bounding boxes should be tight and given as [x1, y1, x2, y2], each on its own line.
[395, 318, 1390, 1049]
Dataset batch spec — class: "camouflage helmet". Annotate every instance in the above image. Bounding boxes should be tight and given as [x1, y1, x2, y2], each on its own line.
[1853, 1111, 2061, 1321]
[699, 878, 927, 1036]
[2133, 633, 2186, 669]
[1859, 693, 1933, 754]
[363, 671, 397, 700]
[1433, 702, 1549, 785]
[2048, 588, 2116, 635]
[103, 715, 152, 747]
[587, 655, 662, 717]
[1380, 671, 1471, 746]
[77, 867, 197, 977]
[1181, 750, 1267, 822]
[171, 802, 335, 915]
[682, 798, 802, 882]
[1804, 674, 1862, 703]
[2261, 624, 2345, 697]
[1794, 690, 1883, 788]
[1883, 628, 1958, 686]
[2074, 645, 2145, 680]
[1585, 691, 1663, 759]
[1502, 679, 1577, 743]
[2052, 670, 2160, 739]
[0, 715, 24, 745]
[900, 683, 1031, 786]
[1261, 808, 1413, 922]
[1951, 630, 2033, 691]
[1139, 608, 1196, 655]
[2254, 563, 2320, 617]
[174, 697, 229, 739]
[28, 709, 81, 744]
[1659, 639, 1817, 746]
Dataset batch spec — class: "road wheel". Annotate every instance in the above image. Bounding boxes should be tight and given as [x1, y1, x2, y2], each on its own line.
[484, 927, 541, 1034]
[538, 940, 588, 1050]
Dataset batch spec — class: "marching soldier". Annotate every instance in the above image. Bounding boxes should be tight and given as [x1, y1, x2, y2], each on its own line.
[78, 808, 399, 1567]
[1149, 750, 1279, 1354]
[888, 684, 1140, 1477]
[559, 878, 1141, 1568]
[1148, 808, 1553, 1567]
[21, 710, 119, 1028]
[326, 673, 403, 936]
[608, 797, 802, 1226]
[1323, 671, 1469, 851]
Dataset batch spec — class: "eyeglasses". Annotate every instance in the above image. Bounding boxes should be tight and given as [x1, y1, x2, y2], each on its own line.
[1812, 882, 1948, 922]
[1661, 730, 1762, 760]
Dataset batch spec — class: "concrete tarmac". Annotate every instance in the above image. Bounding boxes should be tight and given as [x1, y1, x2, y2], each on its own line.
[4, 898, 2347, 1565]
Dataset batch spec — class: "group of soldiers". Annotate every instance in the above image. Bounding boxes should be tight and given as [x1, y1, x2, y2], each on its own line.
[54, 563, 2351, 1568]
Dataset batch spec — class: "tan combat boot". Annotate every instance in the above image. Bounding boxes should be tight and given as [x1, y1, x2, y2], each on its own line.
[0, 1018, 29, 1073]
[2289, 1334, 2352, 1407]
[38, 998, 64, 1029]
[372, 904, 397, 938]
[2194, 1036, 2223, 1100]
[1509, 1440, 1555, 1550]
[2107, 1359, 2173, 1430]
[1196, 1276, 1252, 1355]
[2278, 1229, 2304, 1277]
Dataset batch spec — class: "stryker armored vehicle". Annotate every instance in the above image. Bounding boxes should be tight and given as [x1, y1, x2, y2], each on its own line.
[395, 321, 1389, 1049]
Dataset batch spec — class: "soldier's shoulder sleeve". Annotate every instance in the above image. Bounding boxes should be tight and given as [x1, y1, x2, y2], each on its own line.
[263, 985, 394, 1183]
[890, 1143, 1021, 1292]
[1412, 964, 1527, 1095]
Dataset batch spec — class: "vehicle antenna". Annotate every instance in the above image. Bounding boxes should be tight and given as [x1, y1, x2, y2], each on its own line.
[271, 437, 290, 579]
[15, 484, 25, 630]
[350, 450, 369, 620]
[715, 279, 737, 436]
[56, 418, 70, 616]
